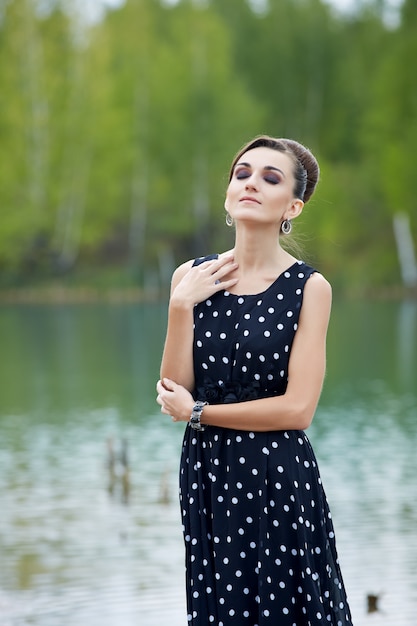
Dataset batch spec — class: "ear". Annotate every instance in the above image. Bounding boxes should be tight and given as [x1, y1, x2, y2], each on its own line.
[285, 199, 304, 220]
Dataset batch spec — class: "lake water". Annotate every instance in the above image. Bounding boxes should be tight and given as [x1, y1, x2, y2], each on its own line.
[0, 298, 416, 626]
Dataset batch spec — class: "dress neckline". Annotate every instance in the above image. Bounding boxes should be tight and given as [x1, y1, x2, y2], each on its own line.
[223, 260, 304, 298]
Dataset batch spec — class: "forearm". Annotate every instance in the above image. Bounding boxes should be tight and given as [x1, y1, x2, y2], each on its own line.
[196, 390, 318, 432]
[160, 300, 195, 391]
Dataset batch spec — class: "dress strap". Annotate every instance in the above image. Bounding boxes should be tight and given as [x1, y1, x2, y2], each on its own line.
[192, 254, 219, 267]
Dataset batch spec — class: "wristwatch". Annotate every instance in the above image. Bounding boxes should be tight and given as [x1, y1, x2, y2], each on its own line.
[190, 401, 208, 431]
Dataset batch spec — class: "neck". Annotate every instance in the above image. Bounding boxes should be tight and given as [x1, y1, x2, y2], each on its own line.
[231, 224, 295, 274]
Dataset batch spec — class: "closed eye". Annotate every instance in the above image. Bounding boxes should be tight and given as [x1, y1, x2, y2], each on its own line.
[264, 174, 280, 185]
[234, 166, 281, 185]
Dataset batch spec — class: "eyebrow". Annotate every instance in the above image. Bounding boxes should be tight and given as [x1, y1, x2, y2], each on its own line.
[235, 161, 286, 178]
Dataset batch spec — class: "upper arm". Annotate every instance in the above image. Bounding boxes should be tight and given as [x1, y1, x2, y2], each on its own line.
[170, 259, 194, 296]
[285, 273, 332, 424]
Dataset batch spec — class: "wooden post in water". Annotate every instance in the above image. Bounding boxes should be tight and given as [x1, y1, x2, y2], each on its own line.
[393, 213, 417, 288]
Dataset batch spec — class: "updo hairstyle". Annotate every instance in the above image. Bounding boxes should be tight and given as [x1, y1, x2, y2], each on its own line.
[228, 135, 320, 203]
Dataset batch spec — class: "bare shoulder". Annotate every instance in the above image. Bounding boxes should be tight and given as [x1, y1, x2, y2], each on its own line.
[300, 272, 332, 326]
[305, 271, 332, 300]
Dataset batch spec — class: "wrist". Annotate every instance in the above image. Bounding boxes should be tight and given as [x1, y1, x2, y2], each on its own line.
[170, 293, 194, 311]
[189, 400, 208, 431]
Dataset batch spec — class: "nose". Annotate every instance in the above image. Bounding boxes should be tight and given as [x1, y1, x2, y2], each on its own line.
[245, 173, 258, 190]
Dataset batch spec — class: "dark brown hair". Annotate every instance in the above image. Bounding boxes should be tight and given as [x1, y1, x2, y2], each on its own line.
[228, 135, 320, 203]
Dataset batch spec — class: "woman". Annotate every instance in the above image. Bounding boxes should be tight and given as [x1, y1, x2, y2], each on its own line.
[156, 135, 353, 625]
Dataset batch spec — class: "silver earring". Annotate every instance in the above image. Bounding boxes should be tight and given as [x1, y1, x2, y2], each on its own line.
[281, 219, 292, 235]
[225, 212, 234, 227]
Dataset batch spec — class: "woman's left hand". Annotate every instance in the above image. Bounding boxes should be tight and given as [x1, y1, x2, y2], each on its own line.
[156, 378, 195, 422]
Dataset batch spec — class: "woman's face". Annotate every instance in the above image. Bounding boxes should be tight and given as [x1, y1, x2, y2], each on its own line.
[225, 147, 303, 226]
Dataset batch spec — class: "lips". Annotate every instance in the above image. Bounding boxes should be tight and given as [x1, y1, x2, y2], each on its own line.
[239, 196, 261, 204]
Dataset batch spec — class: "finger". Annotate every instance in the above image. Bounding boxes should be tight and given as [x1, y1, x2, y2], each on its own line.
[214, 277, 239, 291]
[214, 266, 238, 283]
[162, 377, 175, 391]
[200, 255, 234, 277]
[210, 256, 236, 274]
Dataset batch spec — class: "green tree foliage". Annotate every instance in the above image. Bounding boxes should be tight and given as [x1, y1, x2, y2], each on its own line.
[0, 0, 415, 291]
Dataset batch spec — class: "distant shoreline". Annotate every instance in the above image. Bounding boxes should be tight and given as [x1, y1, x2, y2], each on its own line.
[0, 284, 415, 305]
[0, 286, 165, 305]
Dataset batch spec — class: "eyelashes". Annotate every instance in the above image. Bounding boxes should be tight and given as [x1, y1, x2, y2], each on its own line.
[235, 169, 280, 185]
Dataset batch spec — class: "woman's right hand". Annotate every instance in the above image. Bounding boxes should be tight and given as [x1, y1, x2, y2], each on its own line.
[171, 255, 239, 307]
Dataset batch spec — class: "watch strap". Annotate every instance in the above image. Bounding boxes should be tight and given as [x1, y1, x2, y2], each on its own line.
[190, 401, 208, 431]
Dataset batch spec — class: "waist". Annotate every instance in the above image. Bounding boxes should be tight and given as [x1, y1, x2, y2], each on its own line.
[195, 379, 281, 404]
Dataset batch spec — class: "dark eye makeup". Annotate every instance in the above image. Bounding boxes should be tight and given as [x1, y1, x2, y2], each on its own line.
[234, 167, 280, 185]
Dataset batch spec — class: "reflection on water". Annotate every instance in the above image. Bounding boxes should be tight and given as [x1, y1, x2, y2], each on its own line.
[0, 299, 416, 625]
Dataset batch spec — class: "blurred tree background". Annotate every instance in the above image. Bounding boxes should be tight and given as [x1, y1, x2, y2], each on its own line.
[0, 0, 416, 294]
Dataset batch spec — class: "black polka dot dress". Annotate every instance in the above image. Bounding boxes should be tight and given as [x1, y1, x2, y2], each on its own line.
[179, 257, 353, 626]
